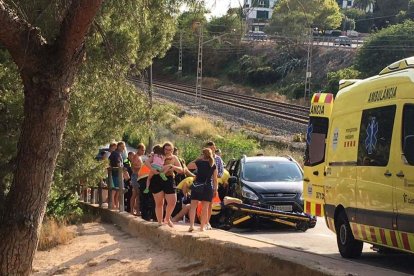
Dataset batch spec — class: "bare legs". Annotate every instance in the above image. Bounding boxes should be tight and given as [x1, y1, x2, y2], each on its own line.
[188, 200, 198, 231]
[207, 201, 212, 226]
[113, 190, 119, 210]
[199, 201, 210, 231]
[152, 191, 176, 227]
[172, 204, 190, 222]
[164, 193, 176, 227]
[189, 200, 210, 231]
[130, 188, 140, 215]
[152, 191, 165, 224]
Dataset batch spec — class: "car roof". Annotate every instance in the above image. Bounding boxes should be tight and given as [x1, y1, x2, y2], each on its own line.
[243, 156, 292, 163]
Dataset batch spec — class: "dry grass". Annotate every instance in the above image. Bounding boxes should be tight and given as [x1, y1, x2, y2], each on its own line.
[38, 219, 75, 251]
[171, 115, 219, 139]
[292, 133, 305, 142]
[243, 123, 272, 135]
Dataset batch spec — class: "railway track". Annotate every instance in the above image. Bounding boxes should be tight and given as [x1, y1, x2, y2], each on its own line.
[129, 76, 310, 125]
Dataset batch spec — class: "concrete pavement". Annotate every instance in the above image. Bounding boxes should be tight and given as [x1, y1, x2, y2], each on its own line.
[81, 203, 409, 276]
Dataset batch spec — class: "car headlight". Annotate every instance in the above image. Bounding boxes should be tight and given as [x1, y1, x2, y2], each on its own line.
[242, 186, 259, 201]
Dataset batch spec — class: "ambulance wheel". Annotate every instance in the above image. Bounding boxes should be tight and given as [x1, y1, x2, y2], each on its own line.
[336, 212, 363, 258]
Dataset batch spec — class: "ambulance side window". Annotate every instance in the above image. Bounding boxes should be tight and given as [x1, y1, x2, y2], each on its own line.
[402, 104, 414, 165]
[357, 105, 396, 166]
[304, 117, 329, 166]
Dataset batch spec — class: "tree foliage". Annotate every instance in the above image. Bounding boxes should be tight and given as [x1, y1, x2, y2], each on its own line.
[206, 12, 242, 34]
[267, 0, 342, 35]
[326, 67, 361, 95]
[158, 6, 243, 77]
[354, 20, 414, 77]
[0, 0, 185, 215]
[0, 1, 197, 272]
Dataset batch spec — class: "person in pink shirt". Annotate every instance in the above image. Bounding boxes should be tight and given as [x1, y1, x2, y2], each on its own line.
[144, 145, 169, 193]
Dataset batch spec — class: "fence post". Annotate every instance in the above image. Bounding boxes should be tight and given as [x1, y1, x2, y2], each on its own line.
[83, 187, 87, 202]
[98, 179, 103, 207]
[77, 181, 82, 202]
[108, 168, 113, 209]
[118, 167, 124, 212]
[90, 187, 95, 203]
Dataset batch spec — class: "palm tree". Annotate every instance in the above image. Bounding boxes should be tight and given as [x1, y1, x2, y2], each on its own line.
[353, 0, 375, 12]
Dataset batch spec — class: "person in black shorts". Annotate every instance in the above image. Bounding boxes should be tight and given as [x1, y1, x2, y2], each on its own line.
[188, 148, 218, 232]
[146, 141, 183, 227]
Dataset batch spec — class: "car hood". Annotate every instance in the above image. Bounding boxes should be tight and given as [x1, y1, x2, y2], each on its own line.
[242, 179, 302, 194]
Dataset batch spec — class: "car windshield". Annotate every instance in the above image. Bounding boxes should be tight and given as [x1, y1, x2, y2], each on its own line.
[242, 161, 303, 182]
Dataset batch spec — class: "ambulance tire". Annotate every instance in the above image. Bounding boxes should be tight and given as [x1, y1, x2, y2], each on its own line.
[336, 212, 363, 258]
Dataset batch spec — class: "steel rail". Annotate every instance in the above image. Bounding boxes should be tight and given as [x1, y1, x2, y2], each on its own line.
[154, 78, 309, 114]
[129, 76, 309, 125]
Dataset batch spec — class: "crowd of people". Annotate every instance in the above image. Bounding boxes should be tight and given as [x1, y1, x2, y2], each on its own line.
[103, 140, 228, 232]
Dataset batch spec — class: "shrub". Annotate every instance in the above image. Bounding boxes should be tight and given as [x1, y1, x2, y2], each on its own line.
[215, 133, 258, 163]
[174, 133, 258, 164]
[46, 186, 83, 223]
[326, 67, 361, 95]
[175, 139, 203, 163]
[280, 82, 305, 99]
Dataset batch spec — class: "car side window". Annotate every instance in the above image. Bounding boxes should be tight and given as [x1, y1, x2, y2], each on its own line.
[402, 104, 414, 165]
[357, 105, 396, 166]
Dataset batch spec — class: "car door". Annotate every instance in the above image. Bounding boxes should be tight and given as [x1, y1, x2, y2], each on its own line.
[356, 105, 396, 231]
[394, 103, 414, 249]
[227, 159, 240, 196]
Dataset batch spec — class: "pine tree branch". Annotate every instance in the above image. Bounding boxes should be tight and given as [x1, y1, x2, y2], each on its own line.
[56, 0, 103, 67]
[0, 0, 45, 71]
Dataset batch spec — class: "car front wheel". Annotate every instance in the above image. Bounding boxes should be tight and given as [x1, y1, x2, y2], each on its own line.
[336, 211, 363, 258]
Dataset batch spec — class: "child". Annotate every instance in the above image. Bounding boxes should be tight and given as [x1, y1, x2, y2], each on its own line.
[144, 145, 169, 193]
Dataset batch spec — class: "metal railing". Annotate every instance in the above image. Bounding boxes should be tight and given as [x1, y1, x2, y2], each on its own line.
[79, 167, 125, 212]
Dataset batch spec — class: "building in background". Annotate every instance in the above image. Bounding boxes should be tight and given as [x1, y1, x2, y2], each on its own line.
[243, 0, 278, 32]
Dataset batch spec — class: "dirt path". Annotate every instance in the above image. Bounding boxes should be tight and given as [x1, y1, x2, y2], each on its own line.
[33, 222, 235, 276]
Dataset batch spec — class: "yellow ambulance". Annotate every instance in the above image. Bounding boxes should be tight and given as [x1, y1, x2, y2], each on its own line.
[304, 57, 414, 258]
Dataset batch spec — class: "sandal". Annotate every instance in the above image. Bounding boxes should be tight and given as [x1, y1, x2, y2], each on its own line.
[188, 227, 194, 232]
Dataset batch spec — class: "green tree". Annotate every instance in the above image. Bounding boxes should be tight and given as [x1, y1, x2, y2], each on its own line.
[326, 67, 361, 95]
[0, 1, 192, 274]
[375, 0, 409, 25]
[206, 13, 241, 34]
[267, 0, 342, 35]
[344, 7, 374, 32]
[354, 20, 414, 77]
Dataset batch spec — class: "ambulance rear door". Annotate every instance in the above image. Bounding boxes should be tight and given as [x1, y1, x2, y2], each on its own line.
[304, 93, 334, 216]
[394, 102, 414, 247]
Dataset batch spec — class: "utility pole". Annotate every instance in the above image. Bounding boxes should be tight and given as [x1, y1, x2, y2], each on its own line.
[304, 28, 313, 105]
[147, 63, 153, 152]
[195, 23, 203, 105]
[178, 30, 183, 77]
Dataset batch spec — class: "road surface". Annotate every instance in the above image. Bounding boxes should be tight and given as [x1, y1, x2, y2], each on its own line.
[233, 219, 414, 275]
